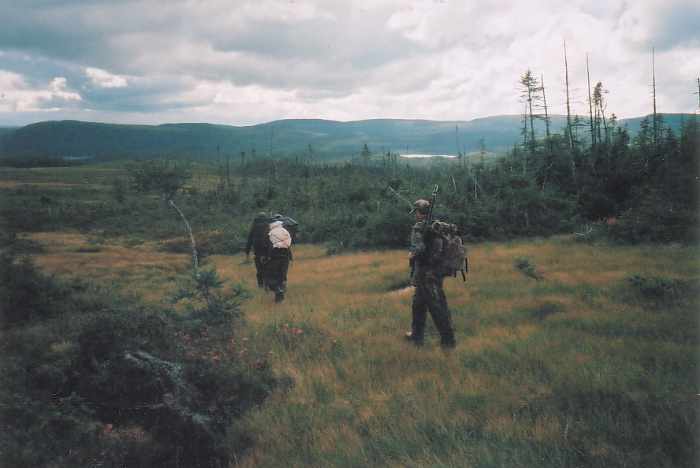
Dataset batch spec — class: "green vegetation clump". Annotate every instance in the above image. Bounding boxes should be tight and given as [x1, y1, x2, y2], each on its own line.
[0, 251, 71, 325]
[514, 256, 543, 280]
[0, 248, 280, 467]
[626, 274, 697, 305]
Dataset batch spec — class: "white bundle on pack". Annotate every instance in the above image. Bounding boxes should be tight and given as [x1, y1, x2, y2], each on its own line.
[268, 221, 292, 249]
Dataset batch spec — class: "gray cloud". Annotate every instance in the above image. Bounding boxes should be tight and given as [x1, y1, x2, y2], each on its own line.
[653, 4, 700, 50]
[0, 0, 698, 126]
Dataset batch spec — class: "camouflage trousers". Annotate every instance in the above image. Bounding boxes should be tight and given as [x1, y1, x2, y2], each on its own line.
[410, 270, 455, 346]
[253, 255, 266, 287]
[264, 249, 290, 302]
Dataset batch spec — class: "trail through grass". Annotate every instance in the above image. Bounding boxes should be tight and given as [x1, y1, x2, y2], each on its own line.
[27, 232, 699, 467]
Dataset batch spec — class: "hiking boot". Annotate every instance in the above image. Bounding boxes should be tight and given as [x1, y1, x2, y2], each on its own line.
[440, 337, 456, 350]
[404, 331, 424, 346]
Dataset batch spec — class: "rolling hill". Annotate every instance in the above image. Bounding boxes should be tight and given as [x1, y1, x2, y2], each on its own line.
[0, 114, 693, 162]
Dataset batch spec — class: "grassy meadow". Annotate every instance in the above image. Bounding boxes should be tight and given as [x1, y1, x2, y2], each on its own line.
[17, 230, 698, 467]
[1, 164, 698, 467]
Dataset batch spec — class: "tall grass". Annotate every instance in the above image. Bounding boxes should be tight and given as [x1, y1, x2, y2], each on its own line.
[26, 232, 699, 467]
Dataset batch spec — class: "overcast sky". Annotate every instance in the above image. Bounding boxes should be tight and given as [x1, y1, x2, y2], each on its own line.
[0, 0, 698, 126]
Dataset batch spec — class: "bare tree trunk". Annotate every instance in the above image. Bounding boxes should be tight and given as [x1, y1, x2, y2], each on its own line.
[168, 199, 198, 273]
[564, 41, 577, 191]
[652, 48, 658, 147]
[540, 74, 551, 139]
[564, 41, 575, 152]
[586, 54, 596, 149]
[521, 111, 529, 175]
[599, 102, 609, 144]
[527, 86, 536, 155]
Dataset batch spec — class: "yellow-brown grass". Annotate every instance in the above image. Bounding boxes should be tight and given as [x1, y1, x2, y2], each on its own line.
[25, 233, 699, 467]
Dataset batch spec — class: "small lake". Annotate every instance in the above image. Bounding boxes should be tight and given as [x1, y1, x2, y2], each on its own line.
[400, 153, 457, 159]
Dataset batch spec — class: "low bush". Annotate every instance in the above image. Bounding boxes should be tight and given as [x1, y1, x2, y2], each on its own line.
[625, 274, 697, 305]
[0, 251, 71, 326]
[609, 192, 700, 244]
[514, 256, 543, 280]
[0, 251, 280, 467]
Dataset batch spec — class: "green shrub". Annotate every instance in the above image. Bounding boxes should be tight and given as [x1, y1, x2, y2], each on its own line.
[514, 256, 543, 280]
[609, 193, 700, 244]
[0, 251, 70, 326]
[626, 275, 697, 305]
[0, 254, 280, 467]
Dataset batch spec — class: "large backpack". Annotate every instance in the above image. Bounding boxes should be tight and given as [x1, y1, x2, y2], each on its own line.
[429, 220, 468, 279]
[270, 214, 299, 244]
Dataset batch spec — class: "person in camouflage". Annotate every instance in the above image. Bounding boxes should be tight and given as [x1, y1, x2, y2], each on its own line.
[245, 212, 271, 288]
[264, 220, 292, 303]
[405, 199, 456, 348]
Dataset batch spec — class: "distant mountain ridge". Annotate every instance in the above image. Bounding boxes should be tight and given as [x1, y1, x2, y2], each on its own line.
[0, 114, 693, 162]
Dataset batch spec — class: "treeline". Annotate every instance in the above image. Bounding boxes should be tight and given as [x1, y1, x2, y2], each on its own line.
[0, 154, 88, 168]
[205, 111, 698, 247]
[1, 114, 697, 250]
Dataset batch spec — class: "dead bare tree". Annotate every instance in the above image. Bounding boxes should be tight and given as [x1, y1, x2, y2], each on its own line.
[563, 40, 577, 192]
[586, 54, 596, 149]
[127, 160, 198, 273]
[539, 74, 551, 140]
[652, 48, 658, 147]
[169, 199, 198, 272]
[563, 41, 575, 153]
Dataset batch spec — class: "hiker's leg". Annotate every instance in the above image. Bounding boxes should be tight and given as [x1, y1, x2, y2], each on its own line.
[425, 276, 455, 347]
[409, 284, 428, 344]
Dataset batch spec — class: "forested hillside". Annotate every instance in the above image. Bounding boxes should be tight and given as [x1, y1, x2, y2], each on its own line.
[0, 126, 17, 142]
[0, 114, 692, 163]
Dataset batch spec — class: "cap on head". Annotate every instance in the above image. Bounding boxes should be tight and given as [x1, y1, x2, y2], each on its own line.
[411, 199, 431, 214]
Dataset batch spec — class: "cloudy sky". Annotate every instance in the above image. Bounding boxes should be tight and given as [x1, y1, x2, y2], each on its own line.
[0, 0, 698, 126]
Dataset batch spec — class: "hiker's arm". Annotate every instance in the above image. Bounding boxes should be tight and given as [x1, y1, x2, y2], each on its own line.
[410, 224, 429, 261]
[245, 223, 255, 255]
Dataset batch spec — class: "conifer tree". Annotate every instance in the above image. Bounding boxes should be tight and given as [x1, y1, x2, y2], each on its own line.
[519, 69, 539, 157]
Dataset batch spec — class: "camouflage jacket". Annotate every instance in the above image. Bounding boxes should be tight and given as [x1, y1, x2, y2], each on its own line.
[246, 218, 271, 255]
[410, 221, 443, 274]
